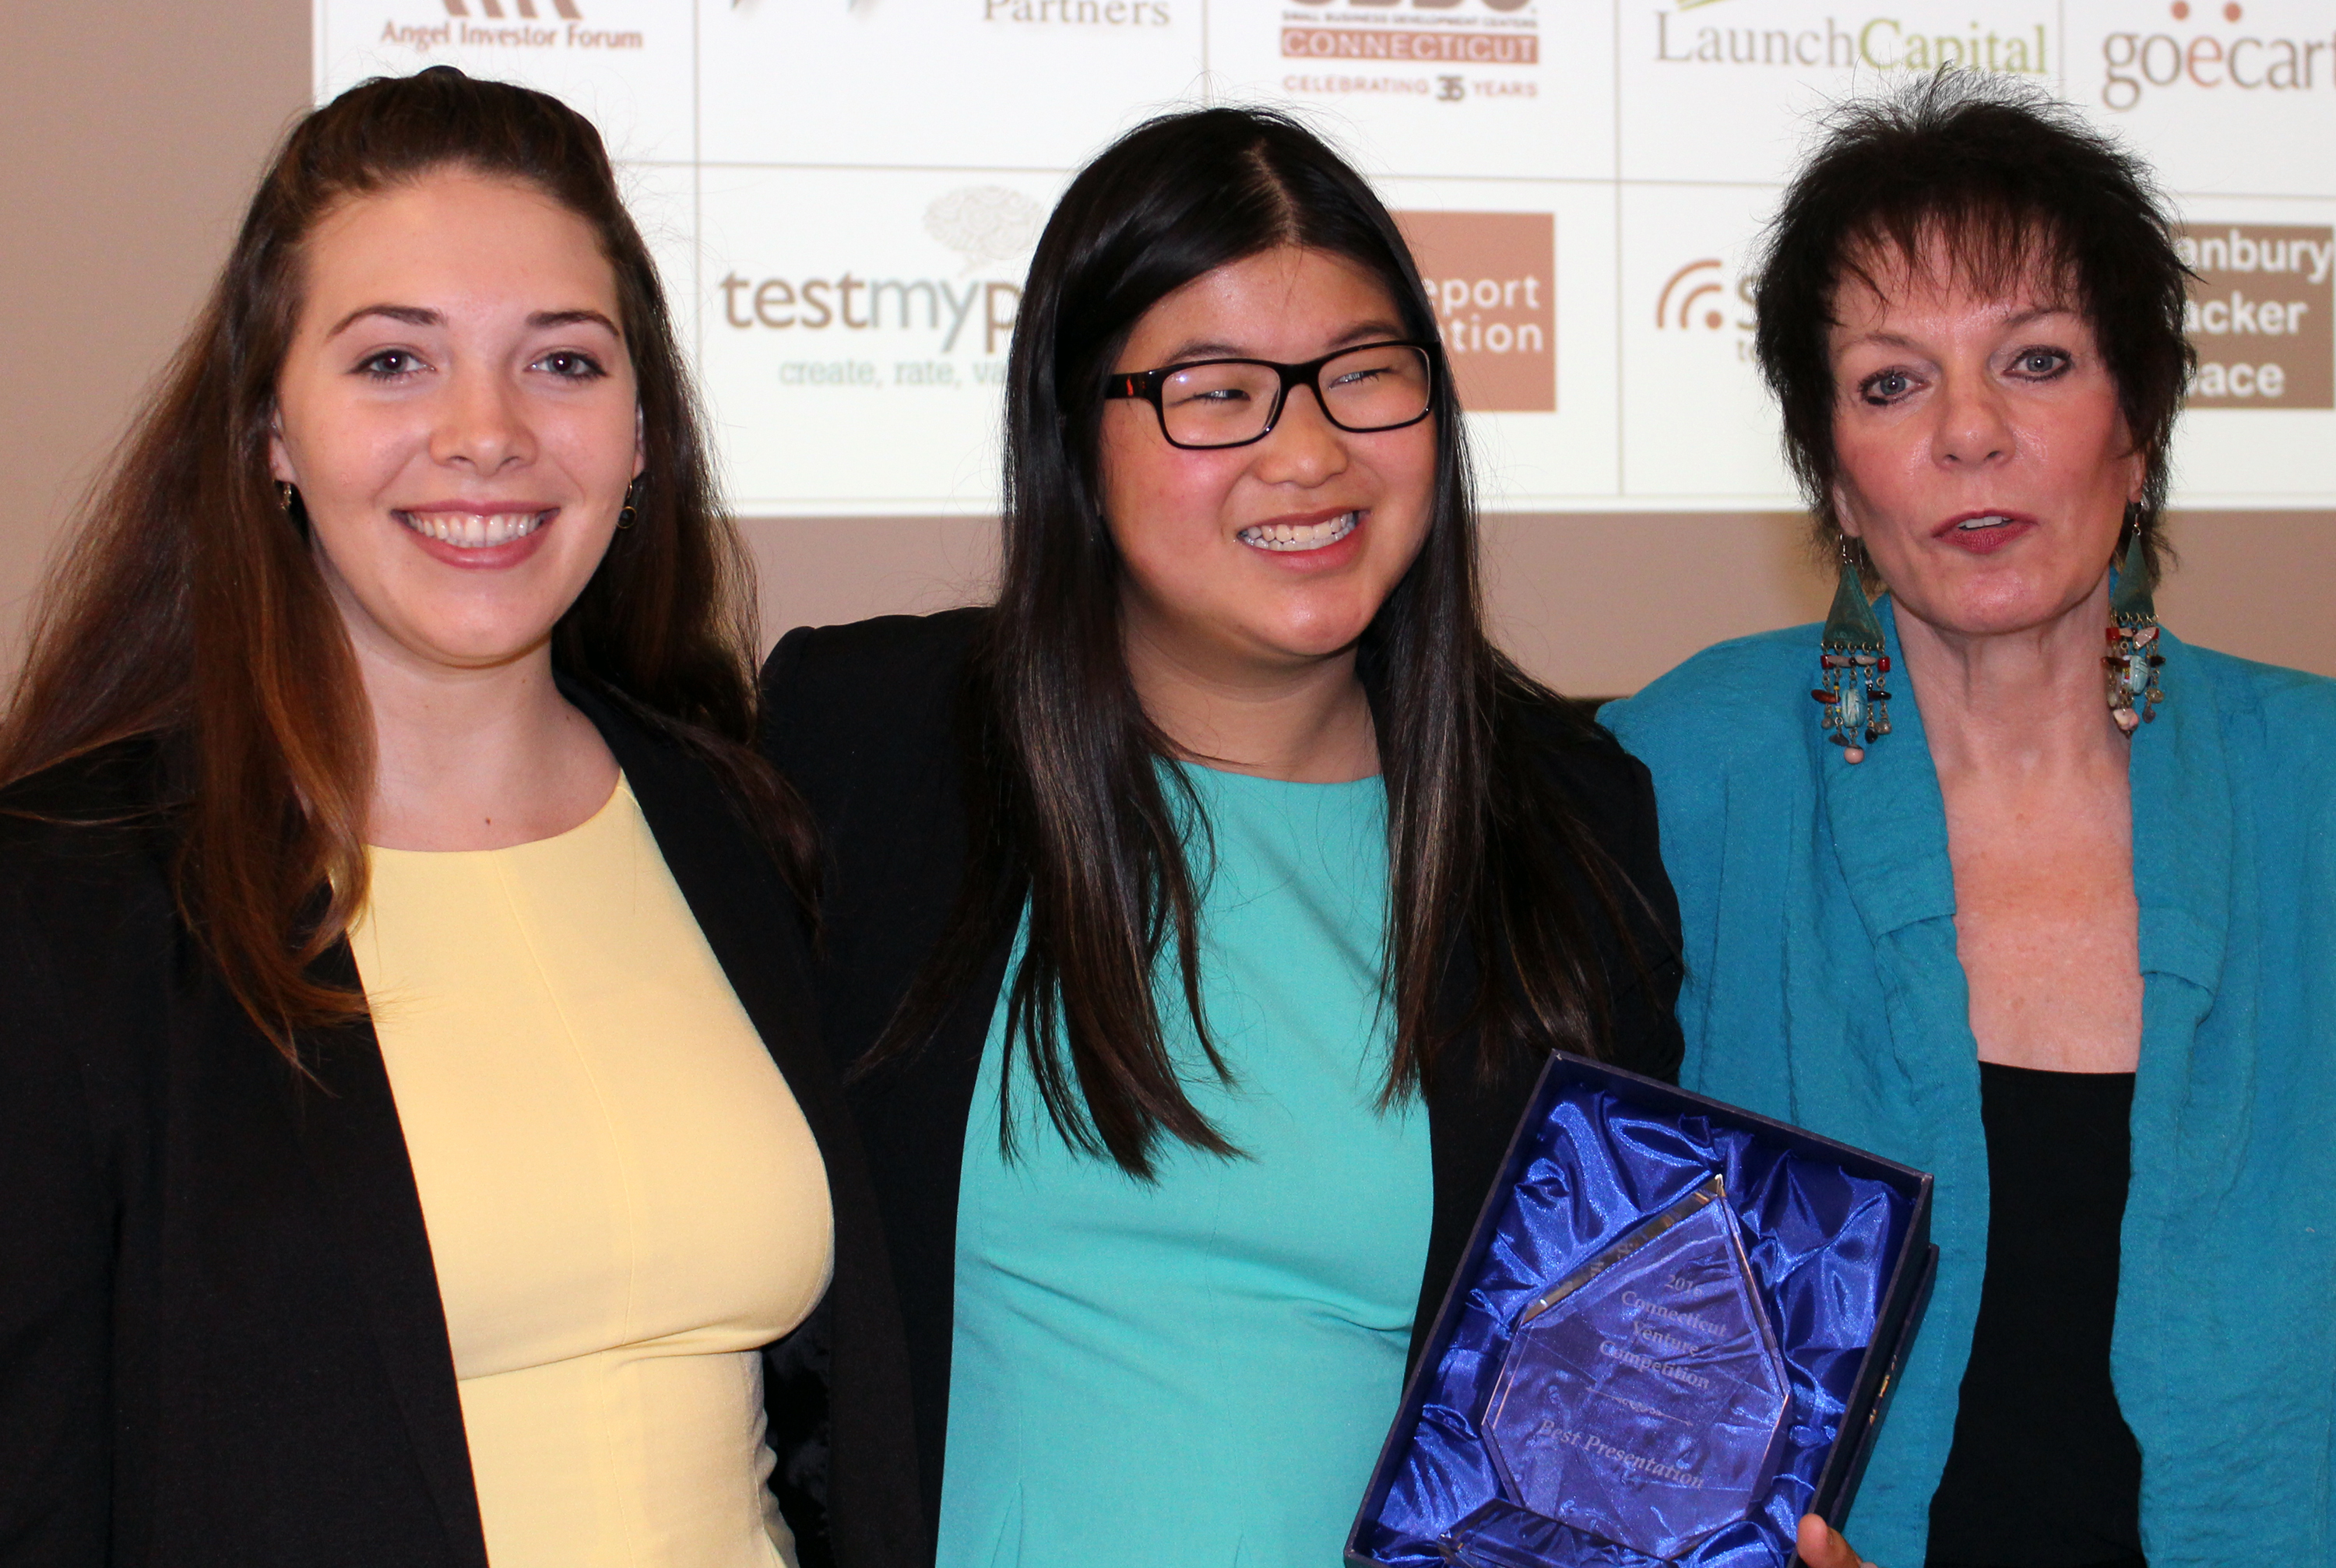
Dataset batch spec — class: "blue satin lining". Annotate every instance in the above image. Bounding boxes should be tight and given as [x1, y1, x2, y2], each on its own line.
[1356, 1085, 1914, 1566]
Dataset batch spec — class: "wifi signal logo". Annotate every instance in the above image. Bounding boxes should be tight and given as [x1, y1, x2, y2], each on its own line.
[1656, 258, 1728, 331]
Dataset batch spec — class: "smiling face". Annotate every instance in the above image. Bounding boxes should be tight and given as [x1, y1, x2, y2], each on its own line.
[268, 167, 642, 680]
[1097, 244, 1438, 682]
[1826, 241, 2145, 642]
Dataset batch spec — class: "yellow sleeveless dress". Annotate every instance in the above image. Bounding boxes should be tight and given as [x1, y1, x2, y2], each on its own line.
[349, 779, 832, 1568]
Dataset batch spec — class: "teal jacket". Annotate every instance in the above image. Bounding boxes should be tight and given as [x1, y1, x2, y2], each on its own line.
[1602, 599, 2336, 1566]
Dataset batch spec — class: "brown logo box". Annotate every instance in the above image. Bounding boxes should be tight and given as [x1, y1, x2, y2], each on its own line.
[2179, 223, 2334, 410]
[1396, 211, 1557, 414]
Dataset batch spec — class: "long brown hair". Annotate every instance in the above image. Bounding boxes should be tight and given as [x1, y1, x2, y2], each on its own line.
[874, 109, 1660, 1177]
[0, 65, 812, 1055]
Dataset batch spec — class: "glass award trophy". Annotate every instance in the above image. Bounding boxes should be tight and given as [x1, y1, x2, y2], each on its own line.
[1480, 1175, 1792, 1560]
[1346, 1056, 1936, 1568]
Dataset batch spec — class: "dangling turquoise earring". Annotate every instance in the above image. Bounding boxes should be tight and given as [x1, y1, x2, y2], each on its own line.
[1811, 537, 1891, 764]
[2104, 512, 2165, 733]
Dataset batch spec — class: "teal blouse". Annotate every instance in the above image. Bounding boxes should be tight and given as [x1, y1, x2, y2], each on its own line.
[935, 764, 1433, 1568]
[1602, 599, 2336, 1567]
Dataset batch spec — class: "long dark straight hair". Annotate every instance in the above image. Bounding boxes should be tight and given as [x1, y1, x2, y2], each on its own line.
[874, 107, 1645, 1176]
[0, 67, 813, 1055]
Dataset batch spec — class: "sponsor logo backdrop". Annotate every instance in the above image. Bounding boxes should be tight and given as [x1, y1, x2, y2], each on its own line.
[318, 0, 2335, 514]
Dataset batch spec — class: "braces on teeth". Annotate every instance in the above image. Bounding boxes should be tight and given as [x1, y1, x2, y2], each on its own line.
[1239, 512, 1356, 553]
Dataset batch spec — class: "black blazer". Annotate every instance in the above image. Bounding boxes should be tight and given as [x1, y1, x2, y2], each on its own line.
[758, 607, 1686, 1559]
[0, 683, 918, 1568]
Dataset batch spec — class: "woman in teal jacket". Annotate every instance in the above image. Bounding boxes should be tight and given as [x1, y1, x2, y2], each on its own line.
[1604, 79, 2336, 1568]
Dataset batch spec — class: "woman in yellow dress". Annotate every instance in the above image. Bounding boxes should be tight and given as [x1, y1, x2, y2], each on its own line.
[0, 67, 913, 1568]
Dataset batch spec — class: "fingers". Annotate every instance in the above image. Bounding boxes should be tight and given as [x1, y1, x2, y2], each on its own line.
[1796, 1512, 1877, 1568]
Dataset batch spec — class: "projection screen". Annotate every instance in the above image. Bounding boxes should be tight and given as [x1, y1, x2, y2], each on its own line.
[316, 0, 2336, 515]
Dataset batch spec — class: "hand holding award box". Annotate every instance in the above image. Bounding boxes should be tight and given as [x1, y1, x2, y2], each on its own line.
[1349, 1053, 1936, 1567]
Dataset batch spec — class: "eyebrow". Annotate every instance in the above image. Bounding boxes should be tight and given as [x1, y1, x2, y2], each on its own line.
[1153, 319, 1409, 364]
[528, 308, 624, 337]
[324, 304, 623, 339]
[327, 303, 439, 338]
[1845, 302, 2077, 353]
[1995, 303, 2077, 330]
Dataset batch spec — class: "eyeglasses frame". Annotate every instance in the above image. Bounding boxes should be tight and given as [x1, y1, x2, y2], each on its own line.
[1103, 339, 1440, 451]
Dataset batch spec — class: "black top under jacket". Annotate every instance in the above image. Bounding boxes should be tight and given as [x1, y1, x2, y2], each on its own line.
[0, 680, 920, 1568]
[1926, 1063, 2146, 1568]
[757, 607, 1687, 1562]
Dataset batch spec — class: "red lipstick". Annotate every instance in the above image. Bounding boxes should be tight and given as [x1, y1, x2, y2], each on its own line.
[1933, 509, 2037, 556]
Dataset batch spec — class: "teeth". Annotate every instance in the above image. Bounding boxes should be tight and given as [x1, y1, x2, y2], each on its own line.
[1958, 515, 2014, 529]
[1237, 512, 1358, 553]
[399, 512, 547, 548]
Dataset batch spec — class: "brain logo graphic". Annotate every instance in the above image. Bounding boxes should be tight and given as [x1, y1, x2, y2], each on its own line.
[924, 186, 1043, 272]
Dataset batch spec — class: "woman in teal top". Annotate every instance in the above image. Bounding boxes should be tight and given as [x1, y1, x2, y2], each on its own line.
[1603, 79, 2336, 1567]
[948, 768, 1418, 1561]
[759, 108, 1683, 1566]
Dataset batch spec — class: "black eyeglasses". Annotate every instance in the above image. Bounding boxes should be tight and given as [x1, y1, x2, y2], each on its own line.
[1104, 341, 1437, 450]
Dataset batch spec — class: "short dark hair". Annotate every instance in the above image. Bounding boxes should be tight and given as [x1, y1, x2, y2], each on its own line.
[1753, 72, 2193, 586]
[873, 107, 1655, 1175]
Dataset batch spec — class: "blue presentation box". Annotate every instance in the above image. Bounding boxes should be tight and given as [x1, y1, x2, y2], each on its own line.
[1348, 1051, 1937, 1568]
